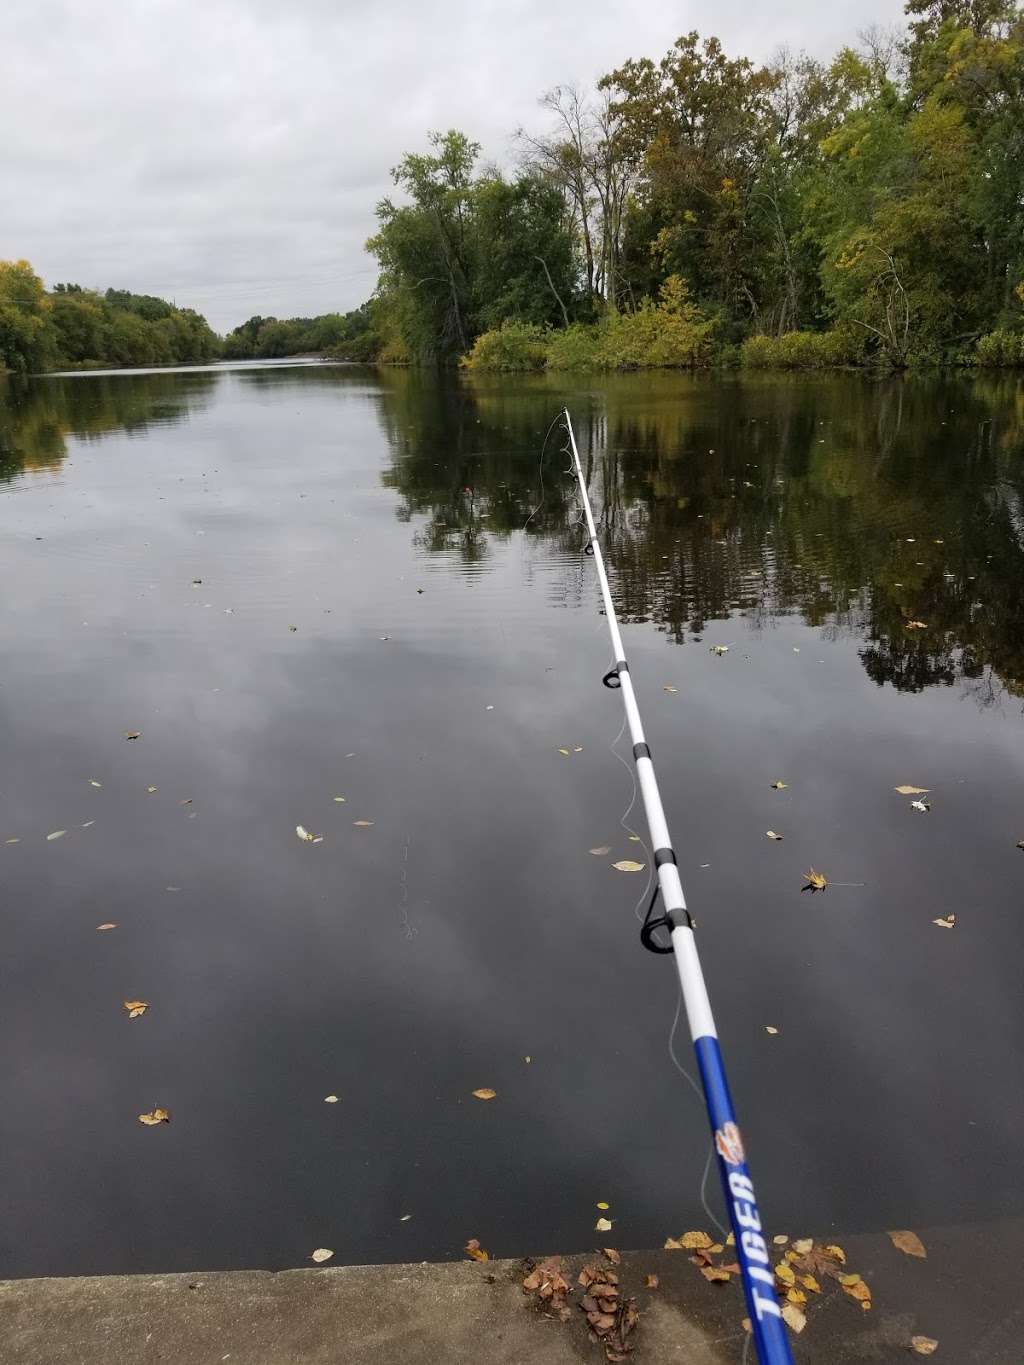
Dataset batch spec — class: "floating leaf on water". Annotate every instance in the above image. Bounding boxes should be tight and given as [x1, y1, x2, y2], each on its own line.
[596, 1202, 610, 1210]
[595, 1217, 613, 1232]
[932, 914, 956, 929]
[324, 1095, 339, 1103]
[772, 1234, 789, 1245]
[179, 798, 193, 806]
[310, 1248, 333, 1263]
[680, 1231, 714, 1250]
[786, 1288, 807, 1306]
[472, 1088, 497, 1101]
[124, 1000, 148, 1019]
[288, 625, 298, 632]
[646, 1274, 659, 1289]
[353, 820, 375, 827]
[775, 1263, 796, 1287]
[295, 825, 316, 842]
[895, 785, 930, 795]
[701, 1266, 731, 1283]
[905, 620, 928, 630]
[765, 830, 783, 840]
[147, 786, 158, 793]
[663, 1237, 683, 1250]
[888, 1229, 926, 1258]
[524, 1055, 531, 1063]
[663, 685, 678, 694]
[771, 781, 788, 790]
[911, 1337, 939, 1356]
[710, 645, 730, 656]
[792, 1238, 813, 1255]
[765, 1026, 779, 1035]
[557, 747, 571, 756]
[911, 798, 932, 813]
[333, 796, 346, 803]
[124, 731, 141, 740]
[138, 1107, 170, 1125]
[88, 780, 103, 789]
[400, 1214, 412, 1221]
[823, 1244, 846, 1264]
[573, 746, 583, 753]
[841, 1275, 872, 1309]
[612, 860, 645, 873]
[5, 837, 20, 844]
[628, 834, 641, 842]
[781, 1303, 807, 1333]
[464, 1238, 489, 1262]
[802, 867, 828, 893]
[81, 821, 95, 828]
[96, 922, 117, 930]
[46, 830, 67, 842]
[589, 846, 611, 856]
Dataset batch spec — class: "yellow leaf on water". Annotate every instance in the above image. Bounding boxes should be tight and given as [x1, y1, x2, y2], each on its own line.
[295, 825, 316, 841]
[147, 786, 158, 793]
[781, 1302, 806, 1334]
[138, 1107, 170, 1125]
[310, 1248, 333, 1263]
[802, 867, 828, 892]
[911, 1337, 939, 1356]
[333, 796, 346, 803]
[792, 1238, 813, 1255]
[799, 1275, 820, 1293]
[324, 1095, 339, 1103]
[5, 837, 20, 844]
[771, 780, 788, 790]
[595, 1217, 613, 1232]
[96, 923, 117, 931]
[888, 1229, 926, 1258]
[663, 1237, 683, 1250]
[842, 1277, 872, 1309]
[894, 785, 930, 795]
[88, 780, 102, 788]
[123, 1000, 148, 1018]
[464, 1238, 489, 1262]
[472, 1088, 497, 1100]
[612, 860, 645, 872]
[628, 835, 641, 842]
[932, 915, 956, 929]
[557, 747, 571, 756]
[701, 1266, 731, 1282]
[663, 685, 678, 693]
[353, 820, 375, 827]
[765, 830, 784, 840]
[596, 1201, 610, 1210]
[680, 1231, 713, 1250]
[823, 1244, 846, 1264]
[772, 1234, 789, 1245]
[765, 1026, 779, 1035]
[47, 830, 67, 842]
[786, 1288, 807, 1306]
[775, 1263, 796, 1286]
[589, 846, 611, 855]
[123, 731, 141, 740]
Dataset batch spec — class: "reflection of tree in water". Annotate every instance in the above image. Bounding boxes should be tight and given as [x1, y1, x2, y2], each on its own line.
[377, 369, 1024, 700]
[0, 370, 218, 482]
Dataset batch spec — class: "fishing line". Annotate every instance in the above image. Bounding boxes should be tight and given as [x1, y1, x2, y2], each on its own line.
[523, 412, 565, 532]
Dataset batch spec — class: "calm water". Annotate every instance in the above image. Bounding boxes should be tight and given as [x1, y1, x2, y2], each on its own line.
[1, 361, 1022, 1281]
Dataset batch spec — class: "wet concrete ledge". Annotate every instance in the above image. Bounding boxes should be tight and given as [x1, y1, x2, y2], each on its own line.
[1, 1223, 1020, 1364]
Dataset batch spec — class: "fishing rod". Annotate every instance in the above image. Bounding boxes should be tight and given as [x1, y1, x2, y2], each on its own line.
[562, 409, 795, 1365]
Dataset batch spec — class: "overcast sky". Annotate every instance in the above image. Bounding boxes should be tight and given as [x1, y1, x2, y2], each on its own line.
[2, 0, 907, 332]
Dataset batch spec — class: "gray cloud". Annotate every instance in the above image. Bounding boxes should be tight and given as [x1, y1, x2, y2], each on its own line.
[2, 0, 906, 331]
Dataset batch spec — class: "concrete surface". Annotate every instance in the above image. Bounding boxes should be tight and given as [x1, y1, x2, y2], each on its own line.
[2, 1220, 1021, 1364]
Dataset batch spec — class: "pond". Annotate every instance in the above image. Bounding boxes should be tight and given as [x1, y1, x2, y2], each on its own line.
[1, 360, 1022, 1279]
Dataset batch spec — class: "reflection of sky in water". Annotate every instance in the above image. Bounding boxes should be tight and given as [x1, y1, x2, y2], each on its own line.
[0, 363, 1023, 1279]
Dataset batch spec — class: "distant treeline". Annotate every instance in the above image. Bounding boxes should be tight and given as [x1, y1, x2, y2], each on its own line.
[366, 0, 1024, 370]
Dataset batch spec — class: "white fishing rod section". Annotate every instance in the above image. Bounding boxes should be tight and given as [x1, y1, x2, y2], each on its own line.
[562, 409, 795, 1365]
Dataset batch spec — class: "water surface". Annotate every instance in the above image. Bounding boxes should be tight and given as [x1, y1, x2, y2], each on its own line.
[1, 362, 1022, 1280]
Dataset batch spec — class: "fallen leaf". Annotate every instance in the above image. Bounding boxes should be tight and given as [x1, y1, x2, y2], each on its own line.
[911, 1337, 939, 1356]
[595, 1217, 613, 1232]
[400, 1214, 412, 1221]
[680, 1231, 714, 1250]
[765, 830, 784, 840]
[792, 1239, 813, 1255]
[558, 747, 571, 756]
[710, 645, 730, 655]
[147, 786, 157, 793]
[823, 1244, 846, 1264]
[289, 625, 298, 632]
[573, 746, 583, 753]
[179, 798, 193, 806]
[324, 1095, 339, 1103]
[781, 1303, 806, 1334]
[333, 796, 346, 803]
[905, 620, 928, 630]
[138, 1107, 170, 1125]
[296, 825, 316, 841]
[911, 799, 931, 813]
[603, 1248, 621, 1265]
[775, 1263, 796, 1286]
[895, 785, 930, 795]
[464, 1238, 489, 1262]
[46, 830, 67, 841]
[771, 780, 788, 790]
[81, 821, 95, 828]
[772, 1234, 789, 1245]
[123, 1000, 149, 1018]
[841, 1276, 872, 1309]
[96, 922, 117, 931]
[353, 820, 375, 827]
[612, 860, 645, 872]
[888, 1229, 926, 1259]
[932, 915, 956, 929]
[310, 1248, 333, 1263]
[765, 1026, 779, 1035]
[786, 1288, 807, 1306]
[589, 846, 611, 856]
[596, 1202, 610, 1210]
[701, 1266, 731, 1283]
[472, 1088, 497, 1100]
[645, 1274, 659, 1289]
[628, 834, 641, 842]
[5, 837, 20, 844]
[123, 731, 141, 740]
[663, 685, 678, 693]
[88, 780, 102, 788]
[800, 1275, 821, 1293]
[802, 867, 828, 893]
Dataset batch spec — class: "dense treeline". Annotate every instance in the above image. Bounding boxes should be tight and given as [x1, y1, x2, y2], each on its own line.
[369, 0, 1024, 369]
[0, 262, 220, 372]
[222, 304, 379, 361]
